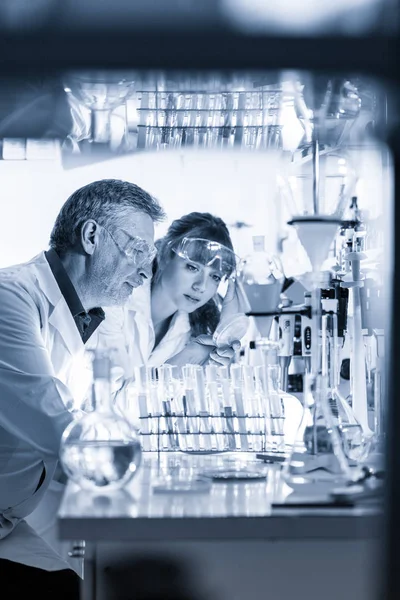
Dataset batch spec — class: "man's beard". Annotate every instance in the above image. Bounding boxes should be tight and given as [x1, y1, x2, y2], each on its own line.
[80, 261, 128, 308]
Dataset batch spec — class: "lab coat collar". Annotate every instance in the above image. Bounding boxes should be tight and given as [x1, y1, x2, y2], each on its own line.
[32, 252, 84, 357]
[148, 310, 191, 366]
[126, 284, 191, 366]
[125, 282, 154, 364]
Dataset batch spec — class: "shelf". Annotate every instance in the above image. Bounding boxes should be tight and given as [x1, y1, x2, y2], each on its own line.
[0, 33, 398, 79]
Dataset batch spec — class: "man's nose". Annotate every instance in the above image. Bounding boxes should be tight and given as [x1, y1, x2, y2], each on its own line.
[137, 264, 152, 282]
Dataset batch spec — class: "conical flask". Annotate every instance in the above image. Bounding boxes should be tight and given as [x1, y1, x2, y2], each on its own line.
[321, 298, 369, 463]
[60, 350, 142, 491]
[282, 372, 357, 495]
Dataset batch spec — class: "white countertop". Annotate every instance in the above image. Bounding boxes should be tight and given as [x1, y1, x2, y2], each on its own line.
[57, 452, 382, 542]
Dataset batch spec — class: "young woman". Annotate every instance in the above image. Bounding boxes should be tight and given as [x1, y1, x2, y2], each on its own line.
[95, 211, 249, 376]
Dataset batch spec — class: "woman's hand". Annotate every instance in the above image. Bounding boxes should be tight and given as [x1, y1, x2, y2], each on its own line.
[166, 338, 214, 368]
[166, 335, 241, 368]
[208, 340, 241, 367]
[219, 278, 251, 325]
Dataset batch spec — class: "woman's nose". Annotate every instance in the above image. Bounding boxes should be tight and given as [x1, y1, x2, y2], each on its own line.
[192, 271, 206, 292]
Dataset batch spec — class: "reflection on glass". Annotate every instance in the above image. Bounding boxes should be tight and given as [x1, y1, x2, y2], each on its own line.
[136, 88, 284, 151]
[64, 71, 136, 147]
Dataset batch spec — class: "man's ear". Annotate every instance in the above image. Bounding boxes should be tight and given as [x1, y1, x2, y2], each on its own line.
[81, 220, 101, 255]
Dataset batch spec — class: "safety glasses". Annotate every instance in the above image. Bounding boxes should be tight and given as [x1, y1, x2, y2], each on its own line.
[170, 237, 239, 278]
[103, 226, 157, 267]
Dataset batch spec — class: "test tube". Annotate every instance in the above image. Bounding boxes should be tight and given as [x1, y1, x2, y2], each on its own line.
[135, 365, 151, 451]
[182, 364, 200, 451]
[158, 365, 178, 450]
[230, 364, 248, 451]
[254, 365, 272, 452]
[194, 366, 212, 451]
[147, 367, 162, 450]
[205, 364, 225, 450]
[171, 365, 187, 451]
[242, 365, 262, 449]
[267, 364, 285, 452]
[218, 366, 236, 450]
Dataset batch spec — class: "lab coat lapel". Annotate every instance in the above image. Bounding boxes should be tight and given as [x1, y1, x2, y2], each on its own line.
[48, 299, 84, 357]
[148, 311, 191, 366]
[136, 313, 153, 366]
[33, 253, 84, 357]
[127, 283, 154, 365]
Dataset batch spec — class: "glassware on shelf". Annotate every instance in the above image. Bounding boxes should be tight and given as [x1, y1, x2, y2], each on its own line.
[287, 149, 358, 219]
[136, 85, 284, 151]
[63, 71, 136, 148]
[60, 350, 142, 492]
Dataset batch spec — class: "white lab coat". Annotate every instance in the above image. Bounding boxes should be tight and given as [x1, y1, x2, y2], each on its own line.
[95, 282, 192, 375]
[0, 252, 92, 572]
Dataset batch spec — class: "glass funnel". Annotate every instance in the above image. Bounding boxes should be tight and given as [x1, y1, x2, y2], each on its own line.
[282, 215, 360, 494]
[60, 351, 142, 492]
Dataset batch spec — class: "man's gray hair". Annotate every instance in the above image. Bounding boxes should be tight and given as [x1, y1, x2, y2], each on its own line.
[49, 179, 166, 254]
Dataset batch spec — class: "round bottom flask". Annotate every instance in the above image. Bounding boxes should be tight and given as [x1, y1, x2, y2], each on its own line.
[60, 352, 142, 491]
[282, 374, 357, 496]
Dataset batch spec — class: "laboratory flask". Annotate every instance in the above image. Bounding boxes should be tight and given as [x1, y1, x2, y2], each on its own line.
[282, 373, 358, 495]
[60, 350, 142, 491]
[238, 234, 284, 338]
[321, 300, 369, 463]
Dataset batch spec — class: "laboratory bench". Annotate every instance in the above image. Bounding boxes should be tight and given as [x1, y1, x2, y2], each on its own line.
[58, 452, 383, 600]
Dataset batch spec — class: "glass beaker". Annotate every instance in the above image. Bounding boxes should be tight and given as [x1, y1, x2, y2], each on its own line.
[60, 351, 142, 491]
[282, 373, 357, 495]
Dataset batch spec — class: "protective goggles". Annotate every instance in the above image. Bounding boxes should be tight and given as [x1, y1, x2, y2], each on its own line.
[170, 237, 239, 278]
[104, 226, 157, 267]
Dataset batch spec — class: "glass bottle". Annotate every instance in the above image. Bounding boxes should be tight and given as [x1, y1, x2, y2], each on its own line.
[60, 350, 142, 491]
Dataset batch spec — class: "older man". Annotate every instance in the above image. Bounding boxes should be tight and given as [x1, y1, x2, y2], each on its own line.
[0, 179, 165, 599]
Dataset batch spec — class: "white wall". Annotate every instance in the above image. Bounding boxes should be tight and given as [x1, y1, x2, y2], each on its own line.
[0, 159, 66, 267]
[0, 145, 389, 275]
[0, 149, 282, 268]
